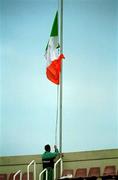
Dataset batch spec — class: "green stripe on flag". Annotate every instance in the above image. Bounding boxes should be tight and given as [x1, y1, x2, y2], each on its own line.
[50, 11, 58, 37]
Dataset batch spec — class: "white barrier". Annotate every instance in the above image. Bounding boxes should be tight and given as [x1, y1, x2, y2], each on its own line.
[13, 170, 22, 180]
[27, 160, 36, 180]
[39, 168, 48, 180]
[54, 158, 63, 180]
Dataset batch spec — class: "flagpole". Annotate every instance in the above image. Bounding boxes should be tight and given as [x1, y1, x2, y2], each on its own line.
[59, 0, 63, 154]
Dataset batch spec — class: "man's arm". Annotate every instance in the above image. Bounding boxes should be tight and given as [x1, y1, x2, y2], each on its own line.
[54, 145, 59, 153]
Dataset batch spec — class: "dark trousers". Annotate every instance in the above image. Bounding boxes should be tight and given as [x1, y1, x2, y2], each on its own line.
[43, 167, 53, 180]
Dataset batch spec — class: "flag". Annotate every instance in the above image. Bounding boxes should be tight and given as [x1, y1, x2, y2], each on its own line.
[45, 11, 64, 85]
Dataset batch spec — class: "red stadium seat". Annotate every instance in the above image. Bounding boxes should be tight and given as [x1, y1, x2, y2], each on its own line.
[22, 172, 33, 180]
[103, 166, 116, 176]
[75, 168, 87, 178]
[62, 169, 74, 177]
[0, 174, 7, 180]
[88, 167, 100, 177]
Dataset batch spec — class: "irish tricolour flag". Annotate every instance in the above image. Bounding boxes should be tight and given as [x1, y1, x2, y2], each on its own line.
[45, 11, 64, 85]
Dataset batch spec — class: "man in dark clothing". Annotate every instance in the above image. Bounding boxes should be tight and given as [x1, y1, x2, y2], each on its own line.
[42, 144, 59, 180]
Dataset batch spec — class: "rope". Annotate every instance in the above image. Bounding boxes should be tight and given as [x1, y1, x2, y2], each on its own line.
[55, 85, 59, 145]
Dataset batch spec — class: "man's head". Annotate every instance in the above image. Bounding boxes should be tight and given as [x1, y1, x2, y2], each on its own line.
[45, 144, 51, 152]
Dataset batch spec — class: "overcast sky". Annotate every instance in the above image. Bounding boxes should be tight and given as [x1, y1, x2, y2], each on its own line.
[0, 0, 118, 156]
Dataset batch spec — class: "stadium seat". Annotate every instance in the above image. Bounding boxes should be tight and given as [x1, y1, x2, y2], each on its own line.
[0, 174, 7, 180]
[103, 166, 116, 176]
[75, 168, 87, 178]
[8, 173, 20, 180]
[22, 172, 33, 180]
[62, 169, 74, 177]
[88, 167, 100, 177]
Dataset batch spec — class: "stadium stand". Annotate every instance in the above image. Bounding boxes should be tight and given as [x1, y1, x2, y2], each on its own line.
[60, 166, 118, 180]
[0, 166, 118, 180]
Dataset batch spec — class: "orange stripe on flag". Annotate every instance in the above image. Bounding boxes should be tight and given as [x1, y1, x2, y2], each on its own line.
[46, 54, 65, 85]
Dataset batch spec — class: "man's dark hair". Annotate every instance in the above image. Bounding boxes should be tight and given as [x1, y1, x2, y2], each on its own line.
[45, 144, 51, 152]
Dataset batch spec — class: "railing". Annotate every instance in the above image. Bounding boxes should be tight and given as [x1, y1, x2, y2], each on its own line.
[54, 158, 63, 180]
[27, 160, 36, 180]
[13, 170, 22, 180]
[39, 168, 48, 180]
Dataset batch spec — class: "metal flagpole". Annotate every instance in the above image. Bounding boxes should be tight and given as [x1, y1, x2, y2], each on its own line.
[59, 0, 63, 154]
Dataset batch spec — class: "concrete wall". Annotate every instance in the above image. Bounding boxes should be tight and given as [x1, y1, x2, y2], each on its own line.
[0, 149, 118, 178]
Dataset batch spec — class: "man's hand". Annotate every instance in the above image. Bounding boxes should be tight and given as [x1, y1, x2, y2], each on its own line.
[60, 153, 64, 157]
[54, 145, 57, 149]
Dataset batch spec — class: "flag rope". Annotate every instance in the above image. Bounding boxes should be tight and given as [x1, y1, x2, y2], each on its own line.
[55, 85, 59, 145]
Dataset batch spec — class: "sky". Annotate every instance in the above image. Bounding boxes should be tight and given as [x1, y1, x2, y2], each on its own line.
[0, 0, 118, 156]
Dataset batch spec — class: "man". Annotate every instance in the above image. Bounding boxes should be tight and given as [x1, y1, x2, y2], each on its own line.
[42, 144, 59, 180]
